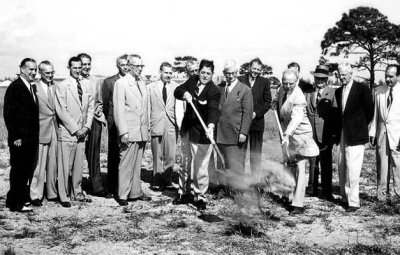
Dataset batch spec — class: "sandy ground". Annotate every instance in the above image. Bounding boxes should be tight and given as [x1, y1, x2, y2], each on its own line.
[1, 112, 400, 254]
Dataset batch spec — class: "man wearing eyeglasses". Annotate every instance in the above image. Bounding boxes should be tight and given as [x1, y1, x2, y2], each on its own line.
[217, 60, 253, 174]
[238, 58, 271, 174]
[4, 58, 39, 212]
[333, 62, 374, 212]
[29, 61, 58, 206]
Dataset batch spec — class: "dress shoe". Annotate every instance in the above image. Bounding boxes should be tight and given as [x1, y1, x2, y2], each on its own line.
[320, 193, 335, 202]
[117, 199, 128, 206]
[60, 201, 71, 208]
[289, 206, 305, 215]
[346, 206, 359, 213]
[172, 194, 189, 205]
[92, 190, 108, 197]
[10, 205, 33, 213]
[31, 199, 43, 207]
[194, 199, 207, 210]
[129, 195, 151, 202]
[47, 197, 58, 203]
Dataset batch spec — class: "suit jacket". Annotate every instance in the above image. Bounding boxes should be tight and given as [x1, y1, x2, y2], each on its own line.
[276, 85, 319, 157]
[4, 77, 39, 145]
[147, 80, 179, 136]
[369, 83, 400, 150]
[35, 80, 58, 144]
[217, 80, 253, 145]
[55, 76, 94, 142]
[333, 80, 374, 146]
[84, 76, 106, 125]
[174, 75, 221, 144]
[238, 74, 272, 132]
[298, 79, 314, 93]
[102, 74, 121, 128]
[305, 86, 336, 145]
[113, 73, 149, 142]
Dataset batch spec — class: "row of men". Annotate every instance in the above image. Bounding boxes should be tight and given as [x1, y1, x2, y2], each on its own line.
[4, 52, 399, 214]
[3, 54, 272, 212]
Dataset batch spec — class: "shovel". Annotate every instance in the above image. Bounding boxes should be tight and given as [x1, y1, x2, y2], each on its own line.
[188, 100, 226, 168]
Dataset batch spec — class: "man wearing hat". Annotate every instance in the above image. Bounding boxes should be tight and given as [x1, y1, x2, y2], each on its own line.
[305, 65, 337, 200]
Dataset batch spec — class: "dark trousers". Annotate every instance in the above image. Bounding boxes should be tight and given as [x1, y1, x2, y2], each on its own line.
[219, 143, 246, 173]
[85, 119, 105, 193]
[107, 123, 120, 194]
[243, 131, 263, 173]
[6, 141, 38, 210]
[309, 143, 333, 196]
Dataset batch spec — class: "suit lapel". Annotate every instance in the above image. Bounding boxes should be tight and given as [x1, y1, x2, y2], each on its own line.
[344, 82, 357, 114]
[154, 81, 165, 107]
[36, 81, 53, 109]
[311, 90, 317, 109]
[166, 82, 176, 107]
[67, 77, 83, 110]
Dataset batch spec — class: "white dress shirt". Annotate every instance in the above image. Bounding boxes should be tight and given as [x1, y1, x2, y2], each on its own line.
[20, 76, 36, 102]
[342, 79, 353, 112]
[226, 79, 238, 95]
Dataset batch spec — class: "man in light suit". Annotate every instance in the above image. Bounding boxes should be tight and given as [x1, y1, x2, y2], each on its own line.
[272, 69, 319, 215]
[29, 61, 58, 206]
[369, 64, 400, 203]
[217, 60, 253, 174]
[78, 53, 108, 197]
[148, 62, 179, 190]
[4, 58, 39, 213]
[113, 54, 151, 206]
[333, 62, 374, 212]
[174, 59, 221, 210]
[55, 56, 94, 207]
[305, 65, 336, 200]
[238, 58, 271, 173]
[102, 54, 130, 196]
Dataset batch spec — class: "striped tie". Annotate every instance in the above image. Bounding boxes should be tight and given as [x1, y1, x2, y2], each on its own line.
[76, 78, 83, 103]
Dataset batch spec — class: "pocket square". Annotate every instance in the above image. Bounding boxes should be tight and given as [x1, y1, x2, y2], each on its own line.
[198, 100, 207, 105]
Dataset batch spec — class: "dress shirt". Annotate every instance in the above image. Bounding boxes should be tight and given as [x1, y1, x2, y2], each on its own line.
[341, 79, 353, 112]
[40, 80, 51, 98]
[196, 82, 206, 95]
[226, 79, 238, 95]
[20, 76, 36, 102]
[249, 76, 256, 88]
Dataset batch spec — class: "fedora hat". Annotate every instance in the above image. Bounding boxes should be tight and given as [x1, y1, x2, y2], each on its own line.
[310, 65, 330, 78]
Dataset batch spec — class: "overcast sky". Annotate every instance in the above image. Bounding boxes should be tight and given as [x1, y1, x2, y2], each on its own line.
[0, 0, 399, 80]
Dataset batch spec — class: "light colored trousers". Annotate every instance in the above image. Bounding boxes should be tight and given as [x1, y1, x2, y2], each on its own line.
[30, 134, 58, 200]
[179, 143, 212, 201]
[376, 130, 400, 201]
[339, 132, 365, 207]
[151, 121, 177, 175]
[178, 131, 192, 194]
[57, 141, 85, 202]
[118, 141, 146, 200]
[289, 158, 307, 207]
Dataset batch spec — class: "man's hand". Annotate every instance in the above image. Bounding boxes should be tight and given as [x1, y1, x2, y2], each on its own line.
[369, 136, 376, 147]
[282, 133, 289, 146]
[183, 92, 193, 103]
[252, 112, 256, 119]
[238, 134, 246, 143]
[94, 106, 103, 117]
[206, 123, 215, 139]
[121, 134, 129, 145]
[13, 139, 22, 147]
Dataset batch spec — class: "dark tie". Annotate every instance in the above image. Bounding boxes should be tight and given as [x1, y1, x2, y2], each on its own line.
[162, 83, 167, 104]
[387, 87, 393, 109]
[76, 79, 83, 104]
[282, 91, 288, 105]
[195, 84, 200, 95]
[225, 83, 231, 98]
[30, 84, 37, 103]
[316, 90, 321, 104]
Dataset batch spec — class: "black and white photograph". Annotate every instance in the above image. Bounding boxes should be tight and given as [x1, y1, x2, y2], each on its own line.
[1, 0, 400, 254]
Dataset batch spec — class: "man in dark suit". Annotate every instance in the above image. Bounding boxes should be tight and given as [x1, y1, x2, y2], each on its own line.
[102, 54, 130, 196]
[305, 65, 336, 200]
[238, 58, 271, 173]
[4, 58, 39, 212]
[288, 62, 314, 93]
[217, 60, 253, 174]
[174, 59, 221, 210]
[333, 62, 374, 212]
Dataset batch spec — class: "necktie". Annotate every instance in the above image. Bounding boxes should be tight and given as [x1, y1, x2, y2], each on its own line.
[162, 83, 167, 104]
[76, 78, 83, 104]
[282, 91, 288, 105]
[316, 90, 321, 104]
[225, 83, 231, 98]
[48, 83, 54, 106]
[30, 84, 37, 103]
[387, 87, 393, 109]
